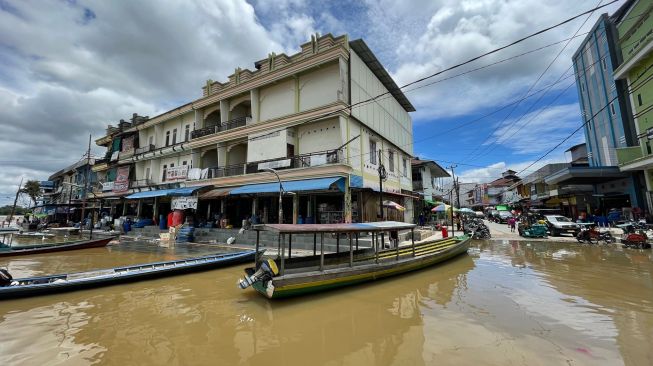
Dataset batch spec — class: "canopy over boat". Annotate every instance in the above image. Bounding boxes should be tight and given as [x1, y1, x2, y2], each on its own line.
[255, 221, 416, 234]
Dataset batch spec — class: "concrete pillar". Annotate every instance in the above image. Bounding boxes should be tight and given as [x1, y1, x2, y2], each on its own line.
[220, 100, 230, 123]
[250, 88, 260, 123]
[217, 143, 227, 167]
[220, 199, 225, 214]
[293, 194, 299, 224]
[194, 109, 204, 129]
[252, 197, 258, 215]
[344, 176, 352, 223]
[122, 200, 127, 216]
[190, 148, 201, 169]
[136, 200, 142, 218]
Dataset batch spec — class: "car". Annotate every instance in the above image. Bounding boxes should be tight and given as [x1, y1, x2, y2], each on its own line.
[544, 215, 579, 236]
[488, 210, 499, 222]
[497, 211, 514, 224]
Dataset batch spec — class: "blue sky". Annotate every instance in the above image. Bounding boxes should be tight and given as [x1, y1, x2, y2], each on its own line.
[0, 0, 623, 205]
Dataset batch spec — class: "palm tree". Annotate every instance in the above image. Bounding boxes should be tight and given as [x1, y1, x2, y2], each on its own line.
[21, 180, 42, 208]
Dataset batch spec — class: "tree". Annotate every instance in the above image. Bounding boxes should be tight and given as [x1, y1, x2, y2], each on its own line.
[21, 180, 42, 208]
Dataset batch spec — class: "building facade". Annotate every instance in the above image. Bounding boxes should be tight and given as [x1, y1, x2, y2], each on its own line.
[93, 34, 416, 225]
[614, 0, 653, 212]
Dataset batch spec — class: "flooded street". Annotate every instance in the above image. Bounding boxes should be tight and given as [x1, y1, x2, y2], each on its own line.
[1, 239, 652, 365]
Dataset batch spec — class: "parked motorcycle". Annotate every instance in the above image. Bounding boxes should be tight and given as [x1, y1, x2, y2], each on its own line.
[617, 223, 651, 249]
[576, 224, 615, 244]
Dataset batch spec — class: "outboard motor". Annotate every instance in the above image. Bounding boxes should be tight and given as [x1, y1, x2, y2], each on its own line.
[0, 268, 12, 287]
[238, 259, 279, 289]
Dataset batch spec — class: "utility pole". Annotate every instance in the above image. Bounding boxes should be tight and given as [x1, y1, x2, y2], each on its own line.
[378, 148, 387, 221]
[447, 165, 457, 236]
[80, 134, 92, 236]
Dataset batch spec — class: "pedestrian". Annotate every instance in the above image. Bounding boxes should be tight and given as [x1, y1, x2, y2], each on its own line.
[455, 214, 461, 231]
[508, 217, 516, 232]
[418, 212, 425, 227]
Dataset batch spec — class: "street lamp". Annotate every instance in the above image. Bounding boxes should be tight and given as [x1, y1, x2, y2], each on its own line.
[261, 168, 285, 224]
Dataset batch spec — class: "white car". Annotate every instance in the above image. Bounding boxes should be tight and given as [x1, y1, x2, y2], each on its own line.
[544, 215, 580, 236]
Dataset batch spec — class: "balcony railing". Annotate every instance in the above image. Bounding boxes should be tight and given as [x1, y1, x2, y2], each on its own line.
[135, 144, 155, 155]
[191, 116, 251, 139]
[189, 149, 346, 181]
[130, 179, 151, 188]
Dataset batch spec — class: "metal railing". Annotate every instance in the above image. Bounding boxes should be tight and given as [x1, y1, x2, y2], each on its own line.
[192, 149, 346, 181]
[191, 116, 251, 139]
[130, 179, 151, 188]
[135, 144, 155, 155]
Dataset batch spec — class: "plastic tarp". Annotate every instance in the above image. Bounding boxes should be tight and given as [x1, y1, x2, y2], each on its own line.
[125, 186, 207, 199]
[229, 177, 345, 195]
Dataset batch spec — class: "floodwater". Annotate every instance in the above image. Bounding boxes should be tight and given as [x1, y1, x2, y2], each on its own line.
[0, 240, 652, 365]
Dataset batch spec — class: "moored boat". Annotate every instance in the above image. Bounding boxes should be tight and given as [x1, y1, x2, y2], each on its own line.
[0, 236, 114, 257]
[238, 222, 470, 299]
[0, 250, 258, 299]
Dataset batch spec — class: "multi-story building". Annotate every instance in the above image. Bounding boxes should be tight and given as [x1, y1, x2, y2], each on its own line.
[411, 158, 449, 202]
[96, 34, 416, 225]
[613, 0, 653, 211]
[470, 170, 521, 207]
[37, 158, 96, 222]
[568, 6, 645, 212]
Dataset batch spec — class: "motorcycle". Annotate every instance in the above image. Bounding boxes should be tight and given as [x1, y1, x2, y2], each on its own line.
[617, 223, 651, 249]
[576, 224, 615, 244]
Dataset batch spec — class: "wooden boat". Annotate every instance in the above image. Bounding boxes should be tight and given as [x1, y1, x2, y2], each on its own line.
[0, 236, 114, 257]
[13, 232, 55, 239]
[238, 222, 470, 299]
[0, 250, 257, 299]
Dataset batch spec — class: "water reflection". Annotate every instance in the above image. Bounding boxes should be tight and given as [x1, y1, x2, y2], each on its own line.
[0, 240, 651, 365]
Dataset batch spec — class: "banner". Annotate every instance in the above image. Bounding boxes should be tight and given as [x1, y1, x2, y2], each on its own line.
[121, 135, 134, 152]
[102, 181, 115, 191]
[166, 165, 189, 181]
[171, 196, 198, 210]
[113, 166, 130, 193]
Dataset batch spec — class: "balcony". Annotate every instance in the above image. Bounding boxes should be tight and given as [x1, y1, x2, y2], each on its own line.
[135, 144, 155, 155]
[191, 116, 251, 139]
[188, 149, 346, 181]
[412, 181, 424, 191]
[616, 146, 643, 166]
[130, 179, 151, 189]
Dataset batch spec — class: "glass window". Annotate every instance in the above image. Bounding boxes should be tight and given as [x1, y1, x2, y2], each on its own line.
[184, 124, 190, 141]
[182, 161, 187, 165]
[402, 159, 407, 177]
[162, 165, 167, 181]
[638, 94, 643, 106]
[369, 139, 377, 165]
[172, 128, 177, 145]
[165, 131, 170, 147]
[388, 151, 394, 172]
[145, 167, 150, 180]
[610, 102, 616, 116]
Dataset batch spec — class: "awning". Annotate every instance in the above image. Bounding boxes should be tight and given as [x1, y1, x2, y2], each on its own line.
[125, 186, 208, 199]
[544, 166, 627, 185]
[200, 188, 233, 199]
[229, 177, 345, 195]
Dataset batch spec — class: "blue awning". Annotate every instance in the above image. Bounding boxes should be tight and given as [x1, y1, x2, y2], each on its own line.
[126, 188, 177, 199]
[230, 177, 345, 195]
[125, 186, 208, 199]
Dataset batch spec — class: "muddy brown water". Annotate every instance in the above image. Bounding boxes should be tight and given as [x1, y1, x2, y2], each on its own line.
[0, 240, 651, 365]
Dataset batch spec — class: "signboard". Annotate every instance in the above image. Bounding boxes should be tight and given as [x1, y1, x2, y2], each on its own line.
[102, 181, 115, 191]
[258, 159, 291, 171]
[113, 166, 130, 193]
[171, 196, 198, 210]
[121, 135, 134, 152]
[166, 165, 189, 181]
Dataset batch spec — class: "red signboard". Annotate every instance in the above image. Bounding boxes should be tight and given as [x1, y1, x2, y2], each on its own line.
[113, 166, 130, 193]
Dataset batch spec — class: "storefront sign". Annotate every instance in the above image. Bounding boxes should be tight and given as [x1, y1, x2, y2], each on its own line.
[102, 181, 115, 191]
[171, 196, 198, 210]
[113, 166, 130, 193]
[258, 159, 291, 171]
[166, 165, 189, 181]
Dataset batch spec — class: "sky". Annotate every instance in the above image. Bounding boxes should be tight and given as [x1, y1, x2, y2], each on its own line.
[0, 0, 625, 206]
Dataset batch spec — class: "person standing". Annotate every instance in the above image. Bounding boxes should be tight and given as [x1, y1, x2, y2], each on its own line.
[508, 217, 516, 232]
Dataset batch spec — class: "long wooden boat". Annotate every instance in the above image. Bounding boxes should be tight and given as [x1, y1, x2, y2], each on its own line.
[0, 250, 257, 299]
[238, 222, 470, 299]
[0, 236, 114, 257]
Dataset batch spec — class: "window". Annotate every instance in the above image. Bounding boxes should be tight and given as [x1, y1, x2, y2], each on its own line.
[162, 165, 167, 181]
[402, 158, 407, 177]
[647, 142, 652, 155]
[145, 167, 150, 180]
[638, 94, 643, 106]
[601, 58, 607, 71]
[610, 102, 616, 116]
[369, 139, 377, 165]
[182, 161, 187, 165]
[165, 131, 170, 147]
[184, 124, 190, 141]
[388, 150, 394, 172]
[170, 163, 174, 168]
[172, 128, 177, 145]
[148, 136, 154, 147]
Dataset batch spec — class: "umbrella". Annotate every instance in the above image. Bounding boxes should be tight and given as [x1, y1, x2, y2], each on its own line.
[459, 208, 475, 214]
[383, 200, 406, 211]
[431, 204, 454, 212]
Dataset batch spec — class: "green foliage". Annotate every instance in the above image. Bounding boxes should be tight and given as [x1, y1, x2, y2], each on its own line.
[0, 205, 28, 215]
[21, 180, 42, 207]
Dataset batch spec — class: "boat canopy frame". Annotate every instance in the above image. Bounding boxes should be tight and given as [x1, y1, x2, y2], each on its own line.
[253, 221, 418, 276]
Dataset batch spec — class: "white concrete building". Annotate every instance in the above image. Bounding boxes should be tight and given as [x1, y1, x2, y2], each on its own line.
[94, 34, 416, 225]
